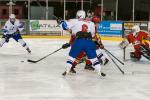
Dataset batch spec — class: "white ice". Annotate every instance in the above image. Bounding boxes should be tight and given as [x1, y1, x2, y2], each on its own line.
[0, 38, 150, 100]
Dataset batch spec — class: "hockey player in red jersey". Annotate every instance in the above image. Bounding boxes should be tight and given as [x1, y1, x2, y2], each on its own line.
[62, 15, 109, 73]
[119, 25, 150, 61]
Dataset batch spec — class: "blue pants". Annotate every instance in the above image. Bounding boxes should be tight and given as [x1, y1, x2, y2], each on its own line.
[3, 33, 22, 42]
[69, 39, 97, 59]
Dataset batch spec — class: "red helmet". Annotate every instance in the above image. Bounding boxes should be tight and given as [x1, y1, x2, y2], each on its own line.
[92, 16, 100, 23]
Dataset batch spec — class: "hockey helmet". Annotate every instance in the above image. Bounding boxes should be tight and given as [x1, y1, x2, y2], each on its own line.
[132, 25, 140, 33]
[92, 16, 100, 23]
[87, 10, 93, 18]
[76, 10, 86, 19]
[9, 14, 16, 23]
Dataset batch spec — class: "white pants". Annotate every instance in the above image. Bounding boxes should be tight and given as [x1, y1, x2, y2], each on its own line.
[66, 56, 101, 74]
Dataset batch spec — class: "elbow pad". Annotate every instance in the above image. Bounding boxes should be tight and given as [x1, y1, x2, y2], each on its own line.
[2, 29, 8, 35]
[61, 21, 68, 30]
[2, 29, 8, 33]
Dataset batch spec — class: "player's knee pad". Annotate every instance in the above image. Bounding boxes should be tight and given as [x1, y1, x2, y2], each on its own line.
[130, 52, 141, 62]
[90, 58, 101, 71]
[67, 56, 75, 65]
[90, 58, 100, 67]
[97, 53, 103, 60]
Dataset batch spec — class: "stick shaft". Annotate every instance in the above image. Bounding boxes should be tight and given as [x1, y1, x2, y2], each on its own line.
[106, 52, 125, 74]
[28, 48, 62, 63]
[104, 48, 124, 65]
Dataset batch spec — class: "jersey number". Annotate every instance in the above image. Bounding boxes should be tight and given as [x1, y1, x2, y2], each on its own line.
[82, 24, 88, 32]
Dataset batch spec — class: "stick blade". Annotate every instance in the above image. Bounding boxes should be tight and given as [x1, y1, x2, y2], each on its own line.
[122, 71, 125, 74]
[62, 71, 67, 76]
[27, 59, 38, 63]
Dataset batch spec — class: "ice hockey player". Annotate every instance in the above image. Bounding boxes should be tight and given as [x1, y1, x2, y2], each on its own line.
[60, 10, 106, 77]
[62, 15, 109, 73]
[119, 25, 150, 61]
[91, 16, 109, 65]
[0, 14, 31, 53]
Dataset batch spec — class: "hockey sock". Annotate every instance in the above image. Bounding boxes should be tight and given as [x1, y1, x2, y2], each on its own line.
[66, 56, 75, 73]
[90, 58, 101, 74]
[0, 38, 6, 47]
[18, 39, 29, 50]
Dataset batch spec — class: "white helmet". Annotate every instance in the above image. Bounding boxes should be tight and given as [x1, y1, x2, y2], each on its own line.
[76, 10, 86, 19]
[9, 14, 16, 19]
[132, 25, 140, 33]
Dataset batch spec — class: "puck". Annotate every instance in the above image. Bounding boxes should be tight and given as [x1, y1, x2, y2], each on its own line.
[21, 61, 24, 62]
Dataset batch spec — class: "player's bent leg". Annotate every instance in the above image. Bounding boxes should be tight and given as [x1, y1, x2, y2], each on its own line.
[85, 41, 106, 77]
[70, 52, 85, 73]
[66, 56, 76, 72]
[12, 33, 31, 53]
[0, 34, 11, 47]
[0, 38, 6, 47]
[96, 49, 109, 65]
[63, 40, 82, 75]
[18, 39, 31, 53]
[85, 41, 106, 76]
[62, 56, 76, 76]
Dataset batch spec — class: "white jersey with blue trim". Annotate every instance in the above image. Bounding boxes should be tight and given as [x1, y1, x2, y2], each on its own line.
[3, 19, 24, 35]
[66, 19, 95, 37]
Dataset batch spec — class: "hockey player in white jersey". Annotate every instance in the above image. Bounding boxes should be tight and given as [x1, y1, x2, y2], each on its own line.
[61, 10, 106, 77]
[0, 14, 31, 53]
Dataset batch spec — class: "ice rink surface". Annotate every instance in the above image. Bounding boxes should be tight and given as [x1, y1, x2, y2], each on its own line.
[0, 38, 150, 100]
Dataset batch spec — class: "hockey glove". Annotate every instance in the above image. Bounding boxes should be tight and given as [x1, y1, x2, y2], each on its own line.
[62, 43, 71, 49]
[99, 44, 104, 49]
[94, 41, 99, 45]
[13, 30, 20, 35]
[4, 34, 10, 43]
[94, 41, 104, 49]
[56, 17, 63, 25]
[119, 39, 129, 49]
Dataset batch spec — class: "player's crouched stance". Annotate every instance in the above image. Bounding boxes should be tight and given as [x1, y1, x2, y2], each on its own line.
[119, 25, 150, 61]
[60, 10, 106, 77]
[0, 14, 31, 53]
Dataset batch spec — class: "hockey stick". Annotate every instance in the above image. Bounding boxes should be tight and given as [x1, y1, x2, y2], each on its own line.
[106, 52, 125, 74]
[104, 48, 124, 65]
[52, 15, 63, 26]
[140, 46, 150, 61]
[27, 48, 62, 63]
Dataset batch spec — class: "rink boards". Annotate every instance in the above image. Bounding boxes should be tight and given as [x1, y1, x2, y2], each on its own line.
[22, 35, 123, 41]
[22, 35, 150, 43]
